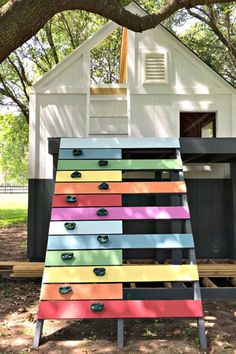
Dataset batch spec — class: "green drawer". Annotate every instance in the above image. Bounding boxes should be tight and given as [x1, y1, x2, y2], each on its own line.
[45, 249, 122, 266]
[57, 159, 182, 171]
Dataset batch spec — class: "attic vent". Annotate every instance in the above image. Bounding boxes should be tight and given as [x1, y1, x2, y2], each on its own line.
[144, 53, 167, 82]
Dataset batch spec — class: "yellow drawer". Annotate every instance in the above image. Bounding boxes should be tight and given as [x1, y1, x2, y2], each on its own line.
[43, 265, 199, 283]
[56, 170, 122, 182]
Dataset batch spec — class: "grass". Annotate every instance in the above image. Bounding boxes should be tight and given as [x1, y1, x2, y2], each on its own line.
[0, 193, 27, 227]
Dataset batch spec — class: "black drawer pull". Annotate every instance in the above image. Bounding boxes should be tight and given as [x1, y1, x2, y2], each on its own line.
[93, 267, 106, 276]
[97, 235, 109, 244]
[98, 182, 109, 190]
[61, 252, 74, 261]
[66, 195, 77, 203]
[91, 303, 104, 312]
[96, 208, 108, 216]
[64, 222, 76, 230]
[71, 171, 81, 178]
[59, 286, 72, 295]
[73, 148, 83, 156]
[98, 160, 108, 167]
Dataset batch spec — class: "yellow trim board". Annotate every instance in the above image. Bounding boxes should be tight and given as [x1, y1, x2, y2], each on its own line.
[90, 87, 127, 95]
[43, 264, 199, 283]
[56, 170, 122, 182]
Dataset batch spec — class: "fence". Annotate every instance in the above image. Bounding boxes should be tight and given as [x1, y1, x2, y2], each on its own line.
[0, 185, 28, 193]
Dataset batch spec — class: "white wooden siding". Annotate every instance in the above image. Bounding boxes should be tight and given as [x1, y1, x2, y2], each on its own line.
[89, 117, 128, 135]
[29, 3, 235, 182]
[29, 93, 87, 179]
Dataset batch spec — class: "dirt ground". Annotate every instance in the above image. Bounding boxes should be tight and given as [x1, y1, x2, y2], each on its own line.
[0, 226, 236, 354]
[0, 226, 27, 261]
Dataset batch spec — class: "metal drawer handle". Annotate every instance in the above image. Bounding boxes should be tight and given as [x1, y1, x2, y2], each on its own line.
[64, 222, 76, 230]
[91, 303, 104, 312]
[96, 208, 108, 216]
[93, 267, 106, 276]
[98, 160, 108, 167]
[98, 182, 109, 190]
[97, 235, 109, 244]
[59, 286, 72, 295]
[73, 148, 83, 156]
[61, 252, 74, 261]
[66, 195, 77, 203]
[71, 171, 81, 178]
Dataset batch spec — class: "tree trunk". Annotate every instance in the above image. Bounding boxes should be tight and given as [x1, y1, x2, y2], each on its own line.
[0, 0, 234, 63]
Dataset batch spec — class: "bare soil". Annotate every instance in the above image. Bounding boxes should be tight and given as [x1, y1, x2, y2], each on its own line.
[0, 227, 236, 354]
[0, 226, 27, 261]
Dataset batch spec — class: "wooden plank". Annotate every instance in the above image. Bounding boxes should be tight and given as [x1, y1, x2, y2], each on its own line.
[57, 159, 182, 171]
[52, 194, 122, 207]
[60, 138, 180, 149]
[49, 220, 123, 235]
[56, 171, 122, 182]
[230, 278, 236, 286]
[59, 149, 122, 160]
[90, 87, 127, 95]
[7, 262, 236, 278]
[51, 206, 190, 221]
[42, 265, 199, 283]
[198, 264, 236, 277]
[45, 250, 122, 266]
[40, 283, 123, 300]
[37, 299, 203, 319]
[47, 234, 194, 250]
[202, 278, 217, 288]
[55, 181, 186, 195]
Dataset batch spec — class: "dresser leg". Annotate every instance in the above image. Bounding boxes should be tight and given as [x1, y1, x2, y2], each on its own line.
[197, 318, 207, 350]
[33, 320, 44, 348]
[117, 319, 124, 348]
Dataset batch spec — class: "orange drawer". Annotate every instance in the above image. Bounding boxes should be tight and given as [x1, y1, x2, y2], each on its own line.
[40, 283, 123, 300]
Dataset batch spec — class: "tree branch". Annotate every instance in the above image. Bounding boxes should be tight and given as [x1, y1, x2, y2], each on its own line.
[44, 20, 59, 64]
[0, 0, 235, 63]
[0, 73, 29, 121]
[58, 13, 77, 49]
[187, 6, 236, 64]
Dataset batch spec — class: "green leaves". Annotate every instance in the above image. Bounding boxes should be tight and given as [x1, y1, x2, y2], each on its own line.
[0, 113, 28, 185]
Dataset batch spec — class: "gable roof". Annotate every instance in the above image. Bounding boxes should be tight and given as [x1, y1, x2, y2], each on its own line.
[33, 1, 235, 93]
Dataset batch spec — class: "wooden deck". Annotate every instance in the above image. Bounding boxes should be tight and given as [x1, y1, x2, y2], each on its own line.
[1, 260, 236, 280]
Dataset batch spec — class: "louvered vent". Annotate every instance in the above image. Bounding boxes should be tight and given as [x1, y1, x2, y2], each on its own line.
[145, 53, 166, 82]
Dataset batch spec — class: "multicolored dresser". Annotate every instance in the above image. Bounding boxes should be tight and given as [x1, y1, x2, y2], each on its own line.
[33, 137, 207, 349]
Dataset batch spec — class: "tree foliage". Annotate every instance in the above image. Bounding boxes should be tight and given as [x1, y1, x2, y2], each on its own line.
[91, 27, 122, 84]
[182, 4, 236, 86]
[0, 0, 235, 63]
[0, 113, 28, 185]
[0, 11, 108, 121]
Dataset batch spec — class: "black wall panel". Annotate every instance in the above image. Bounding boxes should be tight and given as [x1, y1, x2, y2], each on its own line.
[27, 178, 234, 261]
[186, 179, 234, 259]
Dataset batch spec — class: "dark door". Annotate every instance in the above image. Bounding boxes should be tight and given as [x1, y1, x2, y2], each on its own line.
[180, 112, 216, 137]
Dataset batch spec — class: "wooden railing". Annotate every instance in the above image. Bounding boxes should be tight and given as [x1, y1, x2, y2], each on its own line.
[0, 185, 28, 193]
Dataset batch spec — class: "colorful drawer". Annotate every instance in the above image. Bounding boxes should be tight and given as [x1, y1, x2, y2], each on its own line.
[55, 181, 186, 194]
[47, 233, 195, 250]
[45, 250, 123, 266]
[58, 159, 182, 171]
[34, 137, 205, 349]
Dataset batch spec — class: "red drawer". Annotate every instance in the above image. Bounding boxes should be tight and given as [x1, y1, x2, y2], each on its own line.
[38, 300, 203, 319]
[52, 194, 122, 207]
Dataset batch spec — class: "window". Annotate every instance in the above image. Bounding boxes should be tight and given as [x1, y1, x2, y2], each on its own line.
[144, 52, 167, 83]
[180, 112, 216, 137]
